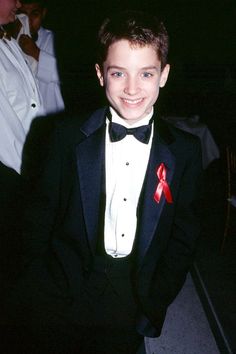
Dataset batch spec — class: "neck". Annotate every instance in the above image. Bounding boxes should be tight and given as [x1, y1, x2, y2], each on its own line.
[109, 107, 154, 128]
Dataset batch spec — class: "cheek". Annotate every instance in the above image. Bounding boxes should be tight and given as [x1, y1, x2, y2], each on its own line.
[105, 80, 120, 94]
[31, 19, 40, 31]
[6, 6, 12, 17]
[147, 82, 159, 98]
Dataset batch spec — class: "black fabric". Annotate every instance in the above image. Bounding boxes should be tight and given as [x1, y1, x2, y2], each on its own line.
[0, 163, 26, 306]
[95, 154, 106, 256]
[0, 26, 11, 40]
[5, 255, 143, 354]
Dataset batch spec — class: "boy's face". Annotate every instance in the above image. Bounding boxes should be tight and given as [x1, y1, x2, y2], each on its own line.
[96, 39, 169, 124]
[18, 2, 46, 38]
[0, 0, 21, 25]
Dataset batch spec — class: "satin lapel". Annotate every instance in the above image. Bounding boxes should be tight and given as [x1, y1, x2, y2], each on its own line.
[136, 128, 176, 267]
[75, 122, 106, 254]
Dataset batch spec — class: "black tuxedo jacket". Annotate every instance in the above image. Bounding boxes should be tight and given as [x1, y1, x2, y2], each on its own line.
[22, 107, 202, 337]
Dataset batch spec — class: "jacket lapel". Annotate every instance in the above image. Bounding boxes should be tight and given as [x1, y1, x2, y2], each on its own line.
[136, 119, 176, 266]
[75, 108, 107, 254]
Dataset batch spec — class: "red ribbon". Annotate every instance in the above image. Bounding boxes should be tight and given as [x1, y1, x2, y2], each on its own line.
[154, 163, 173, 203]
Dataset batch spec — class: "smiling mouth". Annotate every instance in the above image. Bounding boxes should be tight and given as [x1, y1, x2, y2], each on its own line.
[122, 98, 144, 105]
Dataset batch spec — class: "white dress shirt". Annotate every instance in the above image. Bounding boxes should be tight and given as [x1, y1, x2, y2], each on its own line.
[104, 107, 154, 258]
[0, 36, 43, 173]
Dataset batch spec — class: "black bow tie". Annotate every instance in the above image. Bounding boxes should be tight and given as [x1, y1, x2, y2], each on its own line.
[109, 121, 152, 144]
[0, 26, 11, 40]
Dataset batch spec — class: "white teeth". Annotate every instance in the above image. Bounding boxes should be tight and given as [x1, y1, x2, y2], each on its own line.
[123, 98, 143, 105]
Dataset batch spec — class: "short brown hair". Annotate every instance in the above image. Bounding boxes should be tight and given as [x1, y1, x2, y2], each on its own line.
[97, 11, 169, 70]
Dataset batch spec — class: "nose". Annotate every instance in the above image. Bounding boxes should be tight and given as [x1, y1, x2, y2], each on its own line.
[124, 76, 139, 96]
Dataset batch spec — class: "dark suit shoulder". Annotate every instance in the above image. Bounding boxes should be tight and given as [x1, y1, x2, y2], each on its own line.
[55, 107, 107, 144]
[158, 117, 201, 148]
[157, 118, 202, 170]
[22, 110, 93, 179]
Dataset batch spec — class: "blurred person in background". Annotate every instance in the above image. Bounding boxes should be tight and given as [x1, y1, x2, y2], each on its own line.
[0, 0, 44, 308]
[10, 0, 65, 114]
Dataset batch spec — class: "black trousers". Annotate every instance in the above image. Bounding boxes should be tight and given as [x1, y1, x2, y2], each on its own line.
[5, 255, 145, 354]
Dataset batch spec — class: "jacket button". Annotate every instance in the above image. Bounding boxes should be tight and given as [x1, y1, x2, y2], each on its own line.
[31, 103, 36, 108]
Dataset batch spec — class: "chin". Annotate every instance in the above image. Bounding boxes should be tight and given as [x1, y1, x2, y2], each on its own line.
[8, 15, 16, 23]
[121, 111, 146, 121]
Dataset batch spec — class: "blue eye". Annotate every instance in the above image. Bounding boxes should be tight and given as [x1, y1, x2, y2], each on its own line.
[142, 72, 153, 78]
[111, 72, 124, 78]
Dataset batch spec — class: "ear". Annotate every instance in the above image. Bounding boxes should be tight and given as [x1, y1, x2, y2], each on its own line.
[160, 64, 170, 88]
[95, 64, 104, 87]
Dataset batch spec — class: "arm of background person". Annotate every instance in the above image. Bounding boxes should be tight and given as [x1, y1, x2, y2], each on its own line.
[0, 86, 25, 174]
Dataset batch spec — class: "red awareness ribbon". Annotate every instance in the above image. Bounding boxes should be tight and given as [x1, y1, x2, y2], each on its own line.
[154, 163, 173, 203]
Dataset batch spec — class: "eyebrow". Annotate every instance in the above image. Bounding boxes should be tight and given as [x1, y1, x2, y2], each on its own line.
[107, 65, 159, 71]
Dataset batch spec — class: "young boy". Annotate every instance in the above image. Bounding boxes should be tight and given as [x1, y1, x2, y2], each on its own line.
[10, 10, 202, 354]
[15, 0, 64, 114]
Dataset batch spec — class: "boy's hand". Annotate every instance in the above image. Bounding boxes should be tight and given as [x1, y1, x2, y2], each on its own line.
[19, 34, 40, 61]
